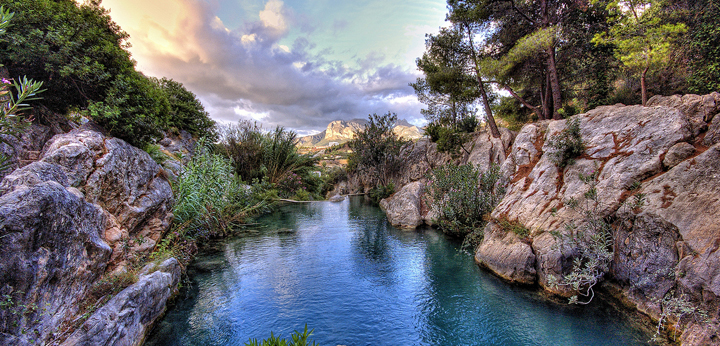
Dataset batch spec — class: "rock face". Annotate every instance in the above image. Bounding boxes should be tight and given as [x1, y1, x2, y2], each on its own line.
[0, 181, 111, 344]
[467, 94, 720, 344]
[379, 181, 426, 229]
[297, 118, 423, 147]
[475, 222, 536, 285]
[0, 124, 56, 180]
[0, 125, 179, 346]
[41, 127, 174, 268]
[61, 258, 181, 346]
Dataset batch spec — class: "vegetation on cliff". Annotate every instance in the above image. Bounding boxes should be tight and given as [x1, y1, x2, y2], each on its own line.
[0, 0, 215, 147]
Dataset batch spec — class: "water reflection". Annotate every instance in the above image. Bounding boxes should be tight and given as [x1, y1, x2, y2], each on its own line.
[146, 197, 651, 346]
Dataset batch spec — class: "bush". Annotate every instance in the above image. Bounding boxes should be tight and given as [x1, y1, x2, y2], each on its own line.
[349, 112, 407, 186]
[245, 325, 317, 346]
[425, 163, 505, 238]
[88, 72, 170, 148]
[368, 182, 395, 205]
[547, 117, 585, 168]
[172, 139, 267, 240]
[153, 77, 216, 140]
[424, 120, 473, 155]
[548, 170, 613, 305]
[0, 0, 134, 114]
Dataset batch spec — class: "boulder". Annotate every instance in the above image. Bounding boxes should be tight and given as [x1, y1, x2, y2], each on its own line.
[475, 222, 536, 285]
[0, 181, 111, 344]
[394, 139, 453, 187]
[647, 93, 720, 137]
[0, 161, 69, 195]
[61, 258, 181, 346]
[328, 194, 345, 202]
[379, 180, 425, 229]
[40, 127, 174, 267]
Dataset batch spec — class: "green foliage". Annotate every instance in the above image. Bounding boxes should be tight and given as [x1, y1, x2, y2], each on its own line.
[245, 324, 318, 346]
[143, 144, 172, 165]
[652, 290, 710, 342]
[547, 118, 585, 168]
[217, 122, 319, 199]
[493, 96, 533, 131]
[368, 182, 395, 205]
[425, 163, 505, 238]
[0, 0, 134, 114]
[411, 27, 480, 128]
[592, 0, 687, 104]
[687, 0, 720, 94]
[497, 218, 530, 238]
[548, 170, 614, 304]
[348, 112, 408, 186]
[153, 77, 216, 140]
[88, 72, 171, 148]
[172, 138, 268, 240]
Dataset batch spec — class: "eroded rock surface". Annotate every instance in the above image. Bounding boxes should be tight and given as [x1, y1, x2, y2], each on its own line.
[61, 258, 181, 346]
[0, 181, 111, 344]
[475, 222, 536, 285]
[41, 127, 174, 267]
[380, 180, 425, 229]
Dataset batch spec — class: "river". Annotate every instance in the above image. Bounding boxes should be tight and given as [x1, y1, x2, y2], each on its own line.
[146, 196, 652, 346]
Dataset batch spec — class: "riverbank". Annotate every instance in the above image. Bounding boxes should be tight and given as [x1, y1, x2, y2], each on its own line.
[372, 93, 720, 345]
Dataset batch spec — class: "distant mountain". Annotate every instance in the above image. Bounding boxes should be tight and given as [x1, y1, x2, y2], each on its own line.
[297, 118, 423, 147]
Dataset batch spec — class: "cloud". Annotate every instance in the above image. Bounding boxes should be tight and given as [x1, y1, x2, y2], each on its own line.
[106, 0, 425, 134]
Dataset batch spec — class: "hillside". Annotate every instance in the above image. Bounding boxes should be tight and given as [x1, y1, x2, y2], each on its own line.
[297, 119, 423, 147]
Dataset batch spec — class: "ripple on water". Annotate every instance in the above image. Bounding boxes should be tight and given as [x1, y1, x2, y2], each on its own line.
[146, 197, 652, 346]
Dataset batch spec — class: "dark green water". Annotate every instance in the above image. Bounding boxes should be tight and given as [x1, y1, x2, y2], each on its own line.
[146, 197, 652, 346]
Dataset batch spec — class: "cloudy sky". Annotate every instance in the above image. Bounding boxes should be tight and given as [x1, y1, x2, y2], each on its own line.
[102, 0, 447, 135]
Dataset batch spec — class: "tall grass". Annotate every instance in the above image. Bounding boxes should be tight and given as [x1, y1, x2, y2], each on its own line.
[173, 138, 267, 238]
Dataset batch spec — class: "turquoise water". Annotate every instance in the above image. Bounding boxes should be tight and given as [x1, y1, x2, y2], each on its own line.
[146, 197, 651, 346]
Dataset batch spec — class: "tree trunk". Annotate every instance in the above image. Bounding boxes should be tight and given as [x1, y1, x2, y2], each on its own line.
[547, 46, 562, 119]
[641, 65, 649, 106]
[466, 24, 501, 138]
[542, 73, 551, 120]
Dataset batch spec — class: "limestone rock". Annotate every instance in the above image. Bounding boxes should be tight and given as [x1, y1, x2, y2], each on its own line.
[465, 127, 515, 173]
[492, 105, 693, 291]
[663, 142, 695, 168]
[0, 161, 69, 195]
[475, 222, 536, 284]
[40, 127, 174, 265]
[379, 180, 425, 229]
[0, 181, 111, 344]
[394, 139, 453, 187]
[647, 93, 720, 136]
[328, 194, 345, 202]
[61, 258, 181, 346]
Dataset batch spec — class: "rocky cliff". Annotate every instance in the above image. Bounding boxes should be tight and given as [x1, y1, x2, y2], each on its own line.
[0, 124, 182, 346]
[378, 93, 720, 344]
[297, 118, 423, 147]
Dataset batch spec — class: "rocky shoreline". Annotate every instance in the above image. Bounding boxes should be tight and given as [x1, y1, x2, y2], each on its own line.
[373, 93, 720, 345]
[0, 123, 192, 346]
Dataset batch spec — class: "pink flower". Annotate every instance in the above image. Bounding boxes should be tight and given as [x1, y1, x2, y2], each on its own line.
[1, 78, 9, 84]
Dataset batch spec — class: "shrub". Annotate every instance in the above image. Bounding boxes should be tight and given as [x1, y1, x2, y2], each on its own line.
[172, 139, 268, 240]
[0, 0, 134, 114]
[153, 77, 216, 140]
[88, 72, 171, 148]
[548, 170, 613, 304]
[245, 324, 317, 346]
[349, 112, 407, 187]
[425, 163, 505, 238]
[424, 120, 473, 155]
[547, 117, 584, 168]
[368, 182, 395, 205]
